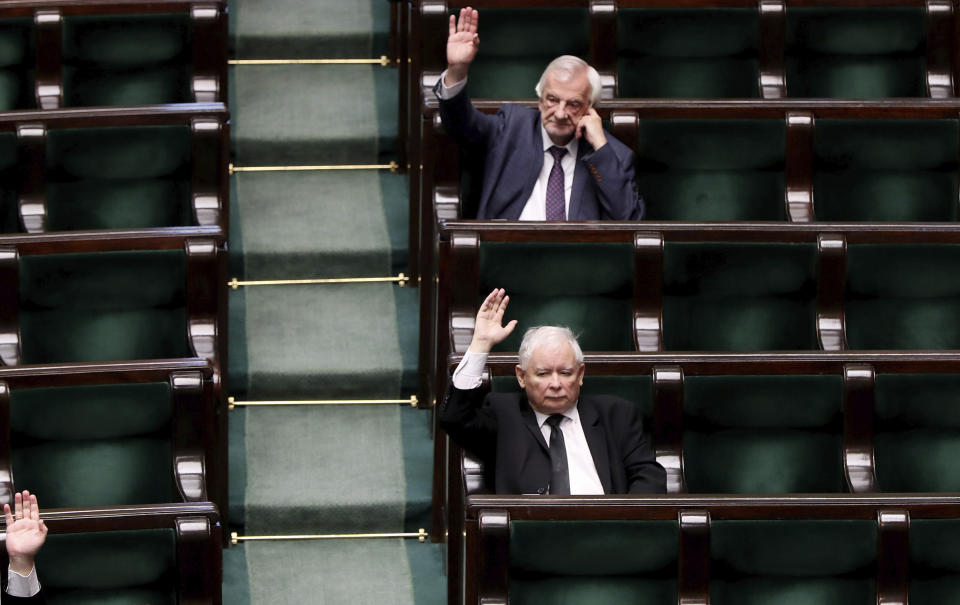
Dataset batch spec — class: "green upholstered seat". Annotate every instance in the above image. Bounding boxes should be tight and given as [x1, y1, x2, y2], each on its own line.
[10, 382, 174, 508]
[683, 374, 845, 493]
[710, 520, 876, 605]
[618, 9, 759, 98]
[62, 14, 191, 106]
[874, 374, 960, 492]
[845, 244, 960, 349]
[785, 8, 926, 98]
[662, 242, 818, 351]
[0, 19, 33, 111]
[637, 119, 785, 220]
[510, 520, 677, 605]
[44, 125, 193, 230]
[460, 9, 589, 99]
[814, 120, 959, 221]
[910, 519, 960, 605]
[480, 242, 635, 353]
[18, 249, 190, 363]
[37, 528, 177, 605]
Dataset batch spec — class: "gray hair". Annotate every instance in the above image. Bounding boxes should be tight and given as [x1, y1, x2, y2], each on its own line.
[518, 326, 585, 370]
[534, 55, 602, 107]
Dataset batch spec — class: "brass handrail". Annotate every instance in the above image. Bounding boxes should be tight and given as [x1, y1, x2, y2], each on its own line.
[231, 528, 428, 545]
[229, 161, 398, 175]
[230, 56, 391, 67]
[228, 395, 418, 410]
[229, 274, 409, 289]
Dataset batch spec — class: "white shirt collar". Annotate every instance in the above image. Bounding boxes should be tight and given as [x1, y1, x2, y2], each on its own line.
[533, 401, 581, 429]
[539, 124, 579, 159]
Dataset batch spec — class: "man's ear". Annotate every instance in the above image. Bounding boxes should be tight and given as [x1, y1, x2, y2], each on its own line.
[515, 364, 525, 388]
[577, 363, 585, 386]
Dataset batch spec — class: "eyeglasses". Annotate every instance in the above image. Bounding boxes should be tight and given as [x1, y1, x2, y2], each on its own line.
[541, 94, 585, 113]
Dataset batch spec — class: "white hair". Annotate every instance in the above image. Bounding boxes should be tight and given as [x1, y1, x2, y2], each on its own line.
[534, 55, 602, 107]
[518, 326, 584, 370]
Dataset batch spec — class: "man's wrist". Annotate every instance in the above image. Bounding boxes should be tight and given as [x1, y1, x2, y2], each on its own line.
[9, 555, 34, 577]
[444, 65, 468, 86]
[467, 340, 493, 354]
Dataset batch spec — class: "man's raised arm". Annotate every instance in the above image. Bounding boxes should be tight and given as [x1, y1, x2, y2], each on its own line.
[443, 7, 479, 88]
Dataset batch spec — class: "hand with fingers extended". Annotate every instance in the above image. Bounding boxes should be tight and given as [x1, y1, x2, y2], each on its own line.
[445, 6, 480, 86]
[4, 490, 48, 577]
[469, 288, 518, 354]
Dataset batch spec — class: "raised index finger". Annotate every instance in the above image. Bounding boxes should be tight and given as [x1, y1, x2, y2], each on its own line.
[449, 14, 456, 37]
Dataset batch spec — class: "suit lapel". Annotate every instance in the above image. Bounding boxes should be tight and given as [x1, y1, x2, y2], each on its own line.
[568, 142, 593, 220]
[579, 397, 612, 494]
[515, 116, 545, 217]
[519, 395, 549, 453]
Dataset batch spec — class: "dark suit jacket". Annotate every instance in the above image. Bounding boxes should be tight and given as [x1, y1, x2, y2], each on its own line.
[436, 86, 645, 221]
[2, 574, 45, 605]
[439, 385, 666, 494]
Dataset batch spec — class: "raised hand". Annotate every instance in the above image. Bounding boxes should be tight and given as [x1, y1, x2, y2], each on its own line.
[4, 490, 48, 575]
[576, 107, 607, 150]
[445, 7, 480, 86]
[469, 288, 518, 354]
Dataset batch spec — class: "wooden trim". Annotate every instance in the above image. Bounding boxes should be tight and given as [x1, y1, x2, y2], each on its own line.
[0, 358, 213, 385]
[190, 3, 227, 104]
[758, 0, 787, 98]
[925, 0, 956, 98]
[447, 232, 480, 357]
[633, 232, 663, 352]
[678, 510, 710, 605]
[190, 117, 225, 228]
[0, 248, 19, 366]
[33, 9, 62, 109]
[15, 123, 46, 233]
[785, 112, 815, 221]
[0, 104, 227, 127]
[817, 233, 848, 351]
[609, 110, 639, 153]
[653, 365, 686, 493]
[477, 510, 510, 605]
[176, 514, 222, 605]
[0, 382, 12, 506]
[0, 1, 226, 16]
[589, 0, 619, 99]
[170, 371, 208, 503]
[876, 510, 910, 605]
[185, 239, 220, 362]
[843, 364, 879, 492]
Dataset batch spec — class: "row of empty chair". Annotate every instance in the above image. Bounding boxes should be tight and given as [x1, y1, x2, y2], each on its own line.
[0, 0, 227, 110]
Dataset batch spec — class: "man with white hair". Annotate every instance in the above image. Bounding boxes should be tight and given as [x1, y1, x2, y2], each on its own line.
[439, 289, 665, 495]
[434, 7, 644, 221]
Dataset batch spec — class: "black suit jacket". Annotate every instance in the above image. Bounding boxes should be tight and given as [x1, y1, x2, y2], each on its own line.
[440, 385, 666, 494]
[436, 85, 645, 221]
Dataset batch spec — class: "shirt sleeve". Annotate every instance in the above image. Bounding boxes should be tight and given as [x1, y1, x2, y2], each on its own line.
[435, 70, 468, 100]
[7, 564, 41, 597]
[451, 350, 488, 390]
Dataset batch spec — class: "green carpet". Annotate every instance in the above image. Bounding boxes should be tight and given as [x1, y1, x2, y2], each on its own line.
[226, 0, 443, 602]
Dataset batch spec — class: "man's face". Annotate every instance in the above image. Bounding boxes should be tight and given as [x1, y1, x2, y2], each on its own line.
[538, 70, 592, 146]
[516, 341, 585, 415]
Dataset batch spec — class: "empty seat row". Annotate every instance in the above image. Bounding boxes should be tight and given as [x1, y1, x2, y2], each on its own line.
[0, 0, 227, 111]
[462, 495, 960, 605]
[0, 104, 228, 234]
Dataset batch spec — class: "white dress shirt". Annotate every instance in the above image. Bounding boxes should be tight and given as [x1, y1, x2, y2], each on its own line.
[7, 565, 41, 597]
[452, 352, 605, 494]
[436, 71, 580, 221]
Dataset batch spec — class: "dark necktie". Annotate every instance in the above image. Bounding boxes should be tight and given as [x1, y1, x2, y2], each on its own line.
[545, 146, 567, 221]
[546, 414, 570, 495]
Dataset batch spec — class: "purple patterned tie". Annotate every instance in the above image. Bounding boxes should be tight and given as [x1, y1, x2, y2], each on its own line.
[545, 146, 567, 221]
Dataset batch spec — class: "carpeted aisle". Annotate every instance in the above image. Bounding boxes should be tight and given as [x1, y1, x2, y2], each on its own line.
[223, 0, 444, 603]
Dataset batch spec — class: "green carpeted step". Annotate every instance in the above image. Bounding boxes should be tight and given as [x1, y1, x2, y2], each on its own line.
[230, 64, 398, 166]
[230, 0, 390, 60]
[231, 171, 393, 280]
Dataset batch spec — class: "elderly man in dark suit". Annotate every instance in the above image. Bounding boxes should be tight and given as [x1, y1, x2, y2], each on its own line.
[435, 7, 644, 221]
[3, 491, 47, 604]
[440, 289, 665, 495]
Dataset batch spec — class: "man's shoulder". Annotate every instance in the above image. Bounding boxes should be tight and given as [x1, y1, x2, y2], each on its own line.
[580, 393, 637, 415]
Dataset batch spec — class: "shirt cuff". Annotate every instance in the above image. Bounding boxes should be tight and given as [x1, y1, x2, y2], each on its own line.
[435, 70, 467, 100]
[451, 350, 488, 390]
[7, 564, 41, 597]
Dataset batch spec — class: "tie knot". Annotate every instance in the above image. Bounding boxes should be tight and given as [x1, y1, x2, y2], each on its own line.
[549, 146, 567, 161]
[546, 414, 565, 429]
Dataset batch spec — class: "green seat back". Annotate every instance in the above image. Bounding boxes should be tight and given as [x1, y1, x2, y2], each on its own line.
[18, 249, 190, 363]
[911, 519, 960, 605]
[463, 9, 589, 99]
[45, 125, 193, 230]
[683, 375, 844, 493]
[710, 520, 876, 605]
[785, 8, 926, 98]
[662, 243, 818, 351]
[62, 14, 191, 106]
[874, 374, 960, 492]
[10, 382, 174, 507]
[0, 132, 21, 232]
[638, 119, 785, 220]
[510, 520, 677, 605]
[0, 18, 32, 111]
[845, 244, 960, 349]
[618, 9, 759, 98]
[37, 528, 177, 605]
[814, 120, 959, 221]
[480, 242, 635, 353]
